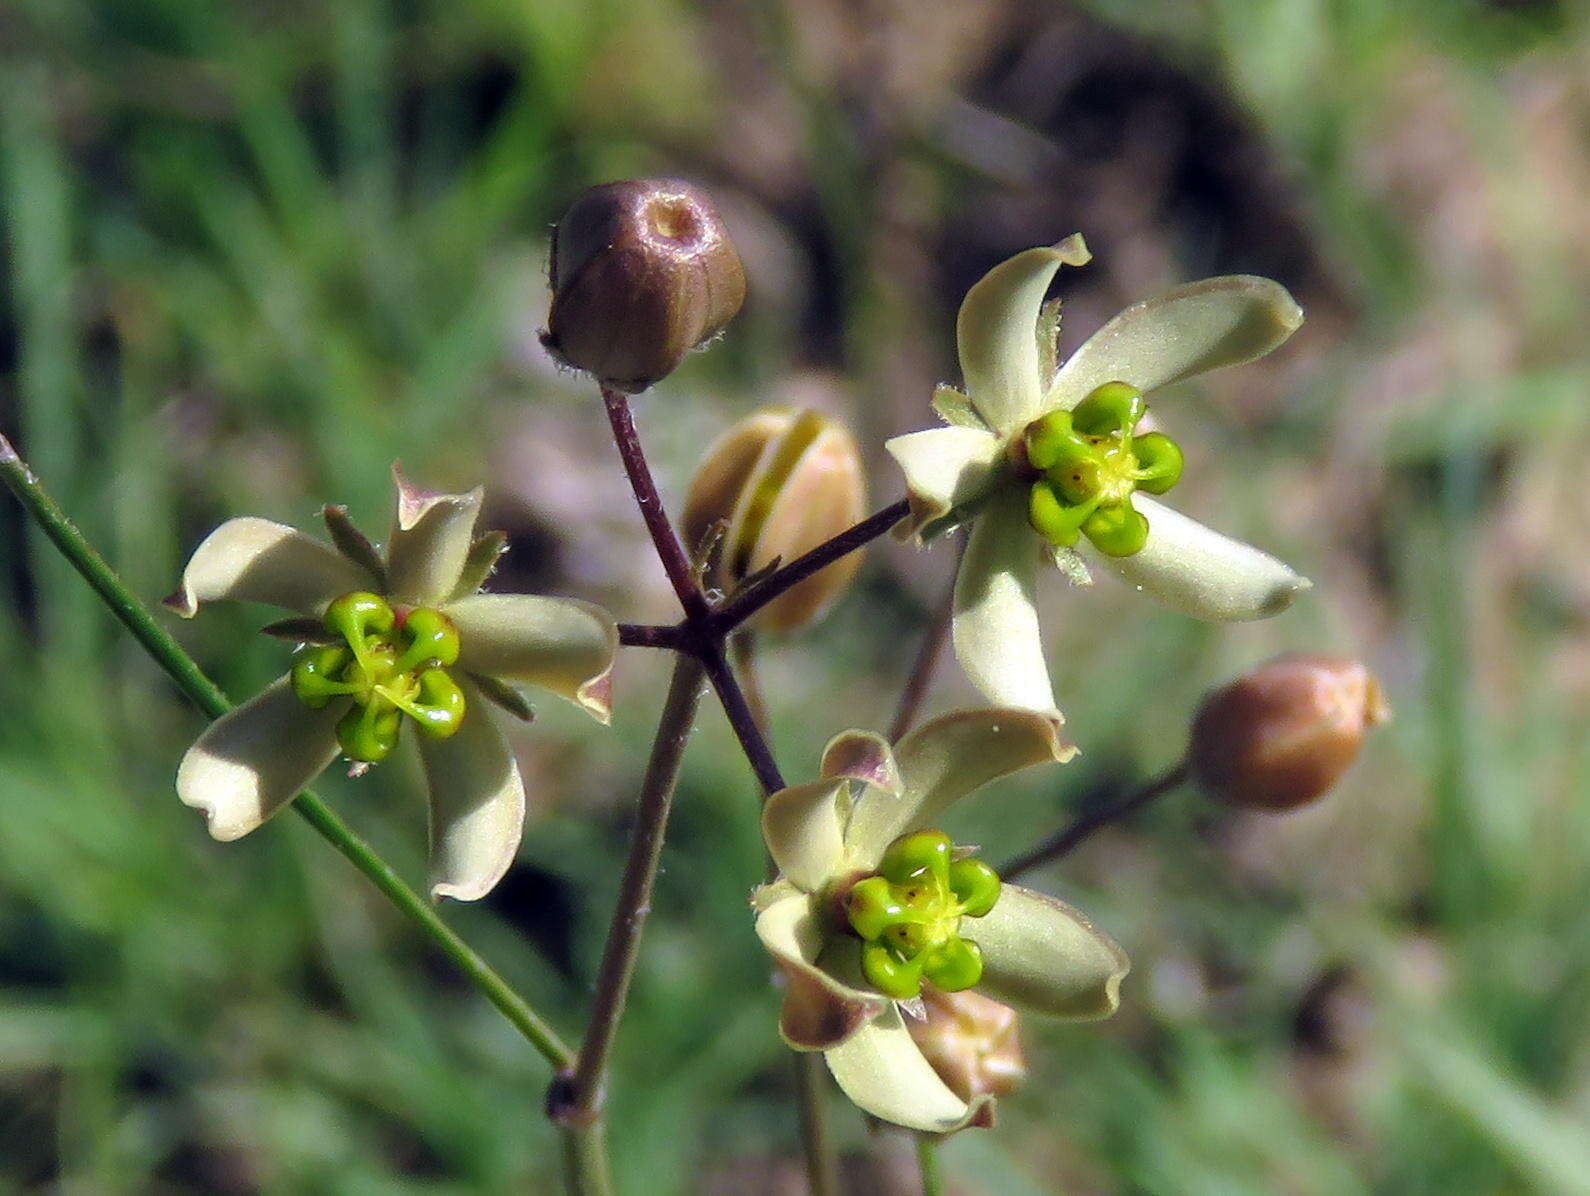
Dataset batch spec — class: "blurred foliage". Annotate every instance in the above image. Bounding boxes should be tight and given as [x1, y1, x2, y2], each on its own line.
[2, 0, 1589, 1191]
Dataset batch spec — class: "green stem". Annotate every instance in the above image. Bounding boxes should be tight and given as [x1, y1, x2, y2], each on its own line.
[0, 434, 574, 1070]
[794, 1051, 841, 1196]
[559, 1119, 612, 1196]
[915, 1132, 943, 1196]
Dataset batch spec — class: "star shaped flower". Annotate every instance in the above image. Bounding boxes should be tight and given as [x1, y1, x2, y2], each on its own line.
[752, 710, 1127, 1132]
[887, 237, 1310, 713]
[167, 466, 618, 901]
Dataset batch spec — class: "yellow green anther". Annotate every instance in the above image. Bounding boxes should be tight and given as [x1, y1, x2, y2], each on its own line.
[921, 937, 983, 992]
[288, 591, 470, 762]
[1131, 432, 1183, 494]
[947, 858, 1001, 917]
[1071, 380, 1146, 435]
[1022, 381, 1182, 558]
[1023, 410, 1091, 474]
[1082, 500, 1149, 557]
[845, 829, 1001, 1000]
[407, 669, 467, 738]
[338, 700, 404, 763]
[394, 607, 461, 673]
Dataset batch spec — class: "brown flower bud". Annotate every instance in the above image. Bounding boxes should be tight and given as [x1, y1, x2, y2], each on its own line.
[681, 408, 866, 632]
[543, 178, 746, 392]
[1190, 653, 1391, 812]
[906, 988, 1026, 1103]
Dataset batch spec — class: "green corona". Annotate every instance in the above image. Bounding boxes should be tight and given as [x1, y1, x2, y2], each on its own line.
[1023, 380, 1183, 557]
[291, 591, 467, 763]
[843, 829, 1002, 1000]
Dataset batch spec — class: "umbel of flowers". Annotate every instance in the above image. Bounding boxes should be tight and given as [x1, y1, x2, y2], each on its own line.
[167, 466, 618, 901]
[753, 709, 1128, 1132]
[888, 236, 1311, 715]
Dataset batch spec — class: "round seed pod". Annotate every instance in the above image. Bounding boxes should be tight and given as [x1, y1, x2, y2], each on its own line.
[906, 988, 1026, 1104]
[681, 408, 866, 632]
[543, 178, 746, 392]
[1191, 653, 1390, 812]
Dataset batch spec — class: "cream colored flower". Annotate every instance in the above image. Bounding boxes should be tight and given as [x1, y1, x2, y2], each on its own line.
[888, 238, 1310, 714]
[167, 466, 617, 901]
[753, 710, 1127, 1132]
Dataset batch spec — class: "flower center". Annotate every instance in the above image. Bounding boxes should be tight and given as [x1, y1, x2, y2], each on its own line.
[843, 829, 1002, 1000]
[290, 591, 467, 763]
[1021, 381, 1183, 557]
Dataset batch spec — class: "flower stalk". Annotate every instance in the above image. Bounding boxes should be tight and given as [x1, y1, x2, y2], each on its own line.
[1001, 761, 1191, 881]
[562, 652, 706, 1126]
[0, 433, 575, 1070]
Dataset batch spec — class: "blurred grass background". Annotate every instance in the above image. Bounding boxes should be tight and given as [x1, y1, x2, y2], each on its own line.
[2, 0, 1589, 1191]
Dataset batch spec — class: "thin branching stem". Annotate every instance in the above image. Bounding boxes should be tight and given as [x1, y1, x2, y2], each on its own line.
[1001, 760, 1192, 881]
[915, 1133, 943, 1196]
[565, 652, 705, 1123]
[594, 392, 844, 1195]
[0, 433, 575, 1070]
[711, 499, 909, 634]
[600, 386, 712, 622]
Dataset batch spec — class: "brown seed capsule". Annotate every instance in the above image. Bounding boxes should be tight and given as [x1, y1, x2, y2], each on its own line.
[542, 178, 746, 392]
[906, 988, 1027, 1103]
[681, 408, 867, 632]
[1190, 653, 1391, 812]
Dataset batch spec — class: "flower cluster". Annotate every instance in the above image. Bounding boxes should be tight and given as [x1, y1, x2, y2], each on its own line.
[157, 188, 1366, 1152]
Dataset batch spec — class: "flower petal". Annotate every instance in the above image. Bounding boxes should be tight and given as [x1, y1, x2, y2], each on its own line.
[968, 884, 1129, 1020]
[884, 426, 1004, 541]
[384, 465, 484, 607]
[175, 677, 345, 841]
[419, 680, 526, 902]
[1047, 275, 1303, 410]
[957, 236, 1092, 436]
[755, 885, 889, 1049]
[820, 730, 901, 797]
[165, 518, 374, 618]
[846, 708, 1073, 869]
[445, 594, 619, 723]
[1094, 495, 1310, 621]
[949, 488, 1057, 714]
[762, 780, 849, 893]
[823, 1005, 996, 1133]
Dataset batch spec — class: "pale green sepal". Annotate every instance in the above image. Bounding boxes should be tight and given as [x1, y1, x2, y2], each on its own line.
[846, 708, 1074, 870]
[1093, 495, 1310, 621]
[754, 888, 890, 1050]
[176, 675, 347, 840]
[762, 780, 849, 893]
[823, 1005, 996, 1134]
[930, 385, 989, 431]
[971, 884, 1129, 1020]
[957, 236, 1091, 436]
[884, 426, 1004, 541]
[322, 504, 389, 590]
[419, 678, 526, 902]
[1047, 275, 1303, 410]
[949, 489, 1057, 715]
[1047, 543, 1093, 586]
[820, 730, 900, 797]
[385, 464, 485, 607]
[444, 593, 619, 724]
[165, 517, 375, 618]
[449, 531, 509, 602]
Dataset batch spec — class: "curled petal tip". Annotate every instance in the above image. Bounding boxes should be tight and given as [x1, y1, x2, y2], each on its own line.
[163, 588, 198, 619]
[576, 668, 614, 725]
[391, 461, 483, 533]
